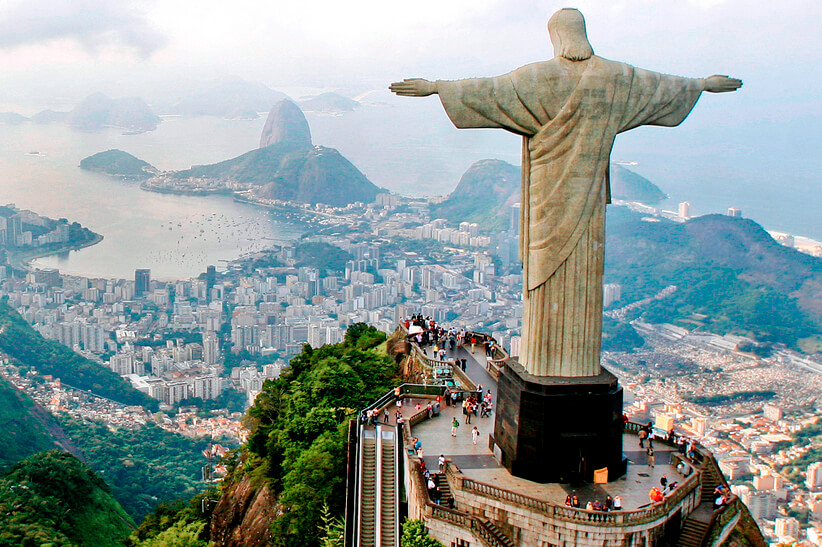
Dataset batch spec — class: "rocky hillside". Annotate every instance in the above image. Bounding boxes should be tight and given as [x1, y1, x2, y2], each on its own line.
[260, 99, 312, 149]
[80, 149, 158, 180]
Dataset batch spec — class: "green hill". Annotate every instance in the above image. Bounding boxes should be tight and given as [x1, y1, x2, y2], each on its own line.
[0, 377, 80, 472]
[171, 141, 381, 207]
[605, 207, 822, 347]
[80, 149, 158, 180]
[609, 163, 667, 204]
[0, 450, 135, 546]
[0, 299, 158, 410]
[430, 159, 520, 230]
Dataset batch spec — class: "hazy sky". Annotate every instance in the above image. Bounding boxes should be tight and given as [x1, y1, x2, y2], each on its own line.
[0, 0, 819, 236]
[0, 0, 819, 105]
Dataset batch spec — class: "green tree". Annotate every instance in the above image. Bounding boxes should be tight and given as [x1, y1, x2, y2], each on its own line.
[401, 519, 444, 547]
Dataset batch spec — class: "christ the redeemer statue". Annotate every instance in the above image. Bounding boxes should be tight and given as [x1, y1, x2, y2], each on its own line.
[391, 8, 741, 378]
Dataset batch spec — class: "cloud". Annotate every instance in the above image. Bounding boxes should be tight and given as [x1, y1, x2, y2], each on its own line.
[0, 0, 166, 57]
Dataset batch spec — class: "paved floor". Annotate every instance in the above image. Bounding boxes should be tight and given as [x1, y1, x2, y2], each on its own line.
[410, 343, 685, 511]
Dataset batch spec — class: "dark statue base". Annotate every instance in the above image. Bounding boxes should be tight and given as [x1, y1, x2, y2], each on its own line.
[491, 360, 627, 483]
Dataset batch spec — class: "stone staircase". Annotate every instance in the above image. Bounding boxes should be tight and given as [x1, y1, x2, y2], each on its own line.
[481, 521, 517, 547]
[675, 455, 728, 547]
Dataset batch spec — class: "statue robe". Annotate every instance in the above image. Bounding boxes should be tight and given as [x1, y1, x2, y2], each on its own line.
[437, 56, 703, 377]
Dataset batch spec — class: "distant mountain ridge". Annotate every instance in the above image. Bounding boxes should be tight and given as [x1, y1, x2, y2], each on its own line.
[299, 92, 359, 112]
[69, 92, 160, 132]
[170, 80, 288, 118]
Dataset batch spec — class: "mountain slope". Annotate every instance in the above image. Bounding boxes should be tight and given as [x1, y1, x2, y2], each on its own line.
[605, 207, 822, 346]
[610, 163, 667, 203]
[0, 450, 135, 546]
[0, 299, 158, 410]
[0, 376, 81, 472]
[430, 159, 520, 230]
[169, 141, 381, 206]
[171, 80, 288, 117]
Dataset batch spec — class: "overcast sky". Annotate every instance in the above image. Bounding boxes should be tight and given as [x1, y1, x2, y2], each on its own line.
[0, 0, 818, 106]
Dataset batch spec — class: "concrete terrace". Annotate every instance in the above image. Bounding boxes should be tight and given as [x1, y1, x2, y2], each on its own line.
[409, 342, 687, 511]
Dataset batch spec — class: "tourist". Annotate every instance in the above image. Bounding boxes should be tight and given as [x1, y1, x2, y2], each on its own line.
[443, 387, 451, 407]
[585, 501, 594, 511]
[451, 417, 460, 437]
[613, 496, 622, 510]
[477, 384, 483, 399]
[647, 447, 655, 468]
[592, 500, 603, 511]
[450, 390, 459, 406]
[604, 495, 613, 511]
[471, 426, 480, 445]
[572, 495, 580, 508]
[470, 335, 477, 353]
[660, 474, 668, 490]
[438, 454, 446, 472]
[418, 447, 425, 459]
[426, 403, 433, 419]
[565, 495, 572, 507]
[384, 408, 390, 423]
[638, 427, 648, 448]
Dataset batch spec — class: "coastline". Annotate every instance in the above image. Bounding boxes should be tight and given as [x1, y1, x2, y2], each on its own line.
[8, 233, 105, 272]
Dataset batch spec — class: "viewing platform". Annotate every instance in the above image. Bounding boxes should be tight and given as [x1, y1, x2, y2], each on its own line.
[344, 324, 765, 547]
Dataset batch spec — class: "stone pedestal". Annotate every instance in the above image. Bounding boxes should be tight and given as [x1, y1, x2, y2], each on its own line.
[492, 360, 626, 483]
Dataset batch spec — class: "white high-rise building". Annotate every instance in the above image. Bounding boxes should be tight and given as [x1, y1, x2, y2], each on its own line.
[807, 462, 822, 490]
[203, 334, 220, 365]
[774, 517, 800, 539]
[193, 375, 221, 401]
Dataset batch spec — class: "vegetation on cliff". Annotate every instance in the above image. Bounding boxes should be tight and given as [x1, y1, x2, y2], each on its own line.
[58, 416, 210, 522]
[0, 299, 159, 410]
[80, 149, 158, 180]
[243, 323, 395, 544]
[0, 450, 135, 546]
[136, 324, 396, 546]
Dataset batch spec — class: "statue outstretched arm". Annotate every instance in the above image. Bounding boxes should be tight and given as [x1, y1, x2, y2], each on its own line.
[389, 78, 438, 97]
[702, 75, 743, 93]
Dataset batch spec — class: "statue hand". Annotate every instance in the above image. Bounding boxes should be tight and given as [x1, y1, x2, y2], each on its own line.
[703, 75, 743, 93]
[389, 78, 438, 97]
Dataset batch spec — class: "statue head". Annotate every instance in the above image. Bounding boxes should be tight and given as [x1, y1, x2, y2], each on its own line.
[548, 8, 594, 61]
